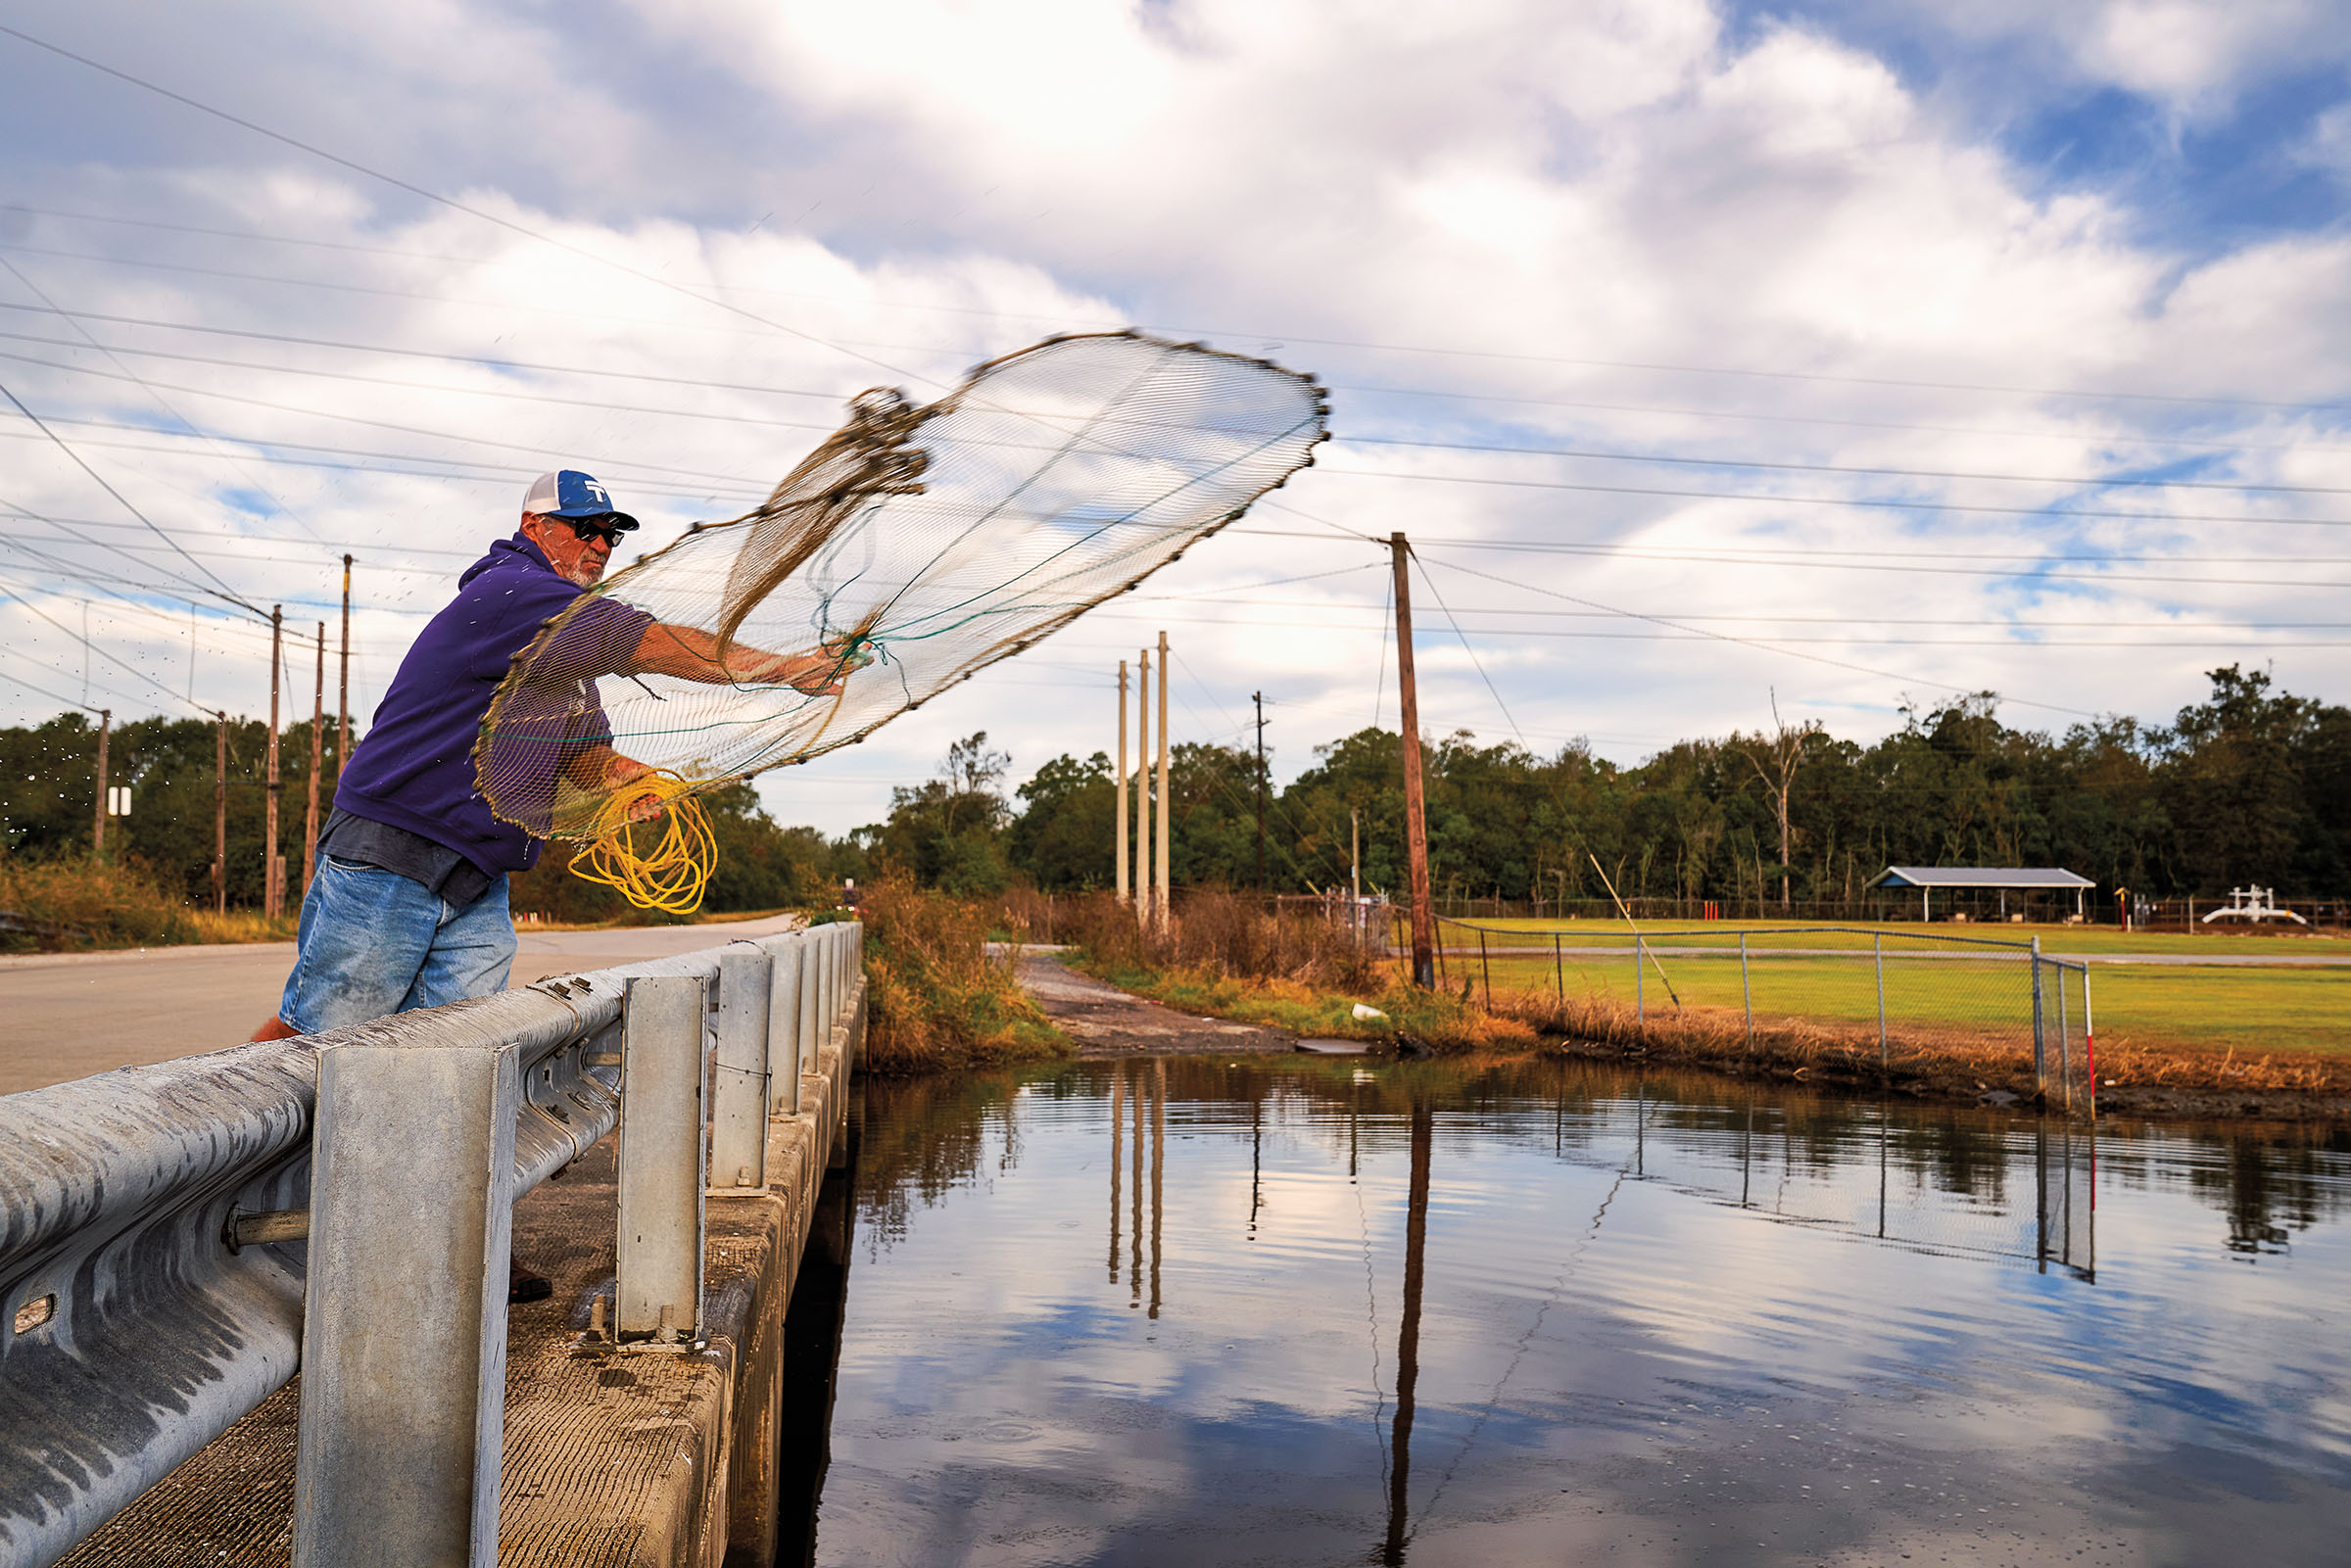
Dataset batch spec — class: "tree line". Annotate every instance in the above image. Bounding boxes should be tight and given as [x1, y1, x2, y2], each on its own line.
[4, 666, 2344, 913]
[865, 666, 2351, 906]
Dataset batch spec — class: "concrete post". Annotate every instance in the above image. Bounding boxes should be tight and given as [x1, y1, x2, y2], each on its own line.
[293, 1028, 522, 1567]
[709, 947, 773, 1191]
[795, 935, 821, 1091]
[1634, 935, 1644, 1024]
[764, 933, 805, 1117]
[616, 974, 709, 1343]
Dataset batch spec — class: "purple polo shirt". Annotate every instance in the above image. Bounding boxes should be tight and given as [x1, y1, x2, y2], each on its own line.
[334, 534, 652, 875]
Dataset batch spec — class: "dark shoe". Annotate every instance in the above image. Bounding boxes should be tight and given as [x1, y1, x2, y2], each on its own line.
[508, 1261, 552, 1305]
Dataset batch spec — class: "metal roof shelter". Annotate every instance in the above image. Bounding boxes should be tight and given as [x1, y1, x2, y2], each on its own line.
[1863, 866, 2095, 920]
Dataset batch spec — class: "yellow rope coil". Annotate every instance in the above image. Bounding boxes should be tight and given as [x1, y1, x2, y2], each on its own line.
[567, 771, 717, 915]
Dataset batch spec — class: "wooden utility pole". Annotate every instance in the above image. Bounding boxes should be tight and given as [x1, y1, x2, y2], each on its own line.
[336, 553, 353, 780]
[1135, 646, 1152, 920]
[304, 622, 325, 895]
[1116, 659, 1130, 906]
[91, 708, 111, 857]
[265, 605, 284, 919]
[214, 710, 227, 913]
[1390, 534, 1435, 988]
[1155, 630, 1171, 930]
[1253, 690, 1268, 899]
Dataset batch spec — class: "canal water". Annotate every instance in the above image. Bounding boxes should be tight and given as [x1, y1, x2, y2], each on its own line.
[797, 1057, 2351, 1566]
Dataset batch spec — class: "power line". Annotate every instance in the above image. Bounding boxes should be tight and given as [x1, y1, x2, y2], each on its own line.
[1335, 433, 2351, 499]
[1301, 463, 2351, 528]
[1412, 552, 2099, 720]
[0, 374, 265, 614]
[0, 23, 957, 398]
[1409, 549, 1523, 746]
[0, 582, 216, 715]
[15, 199, 2351, 421]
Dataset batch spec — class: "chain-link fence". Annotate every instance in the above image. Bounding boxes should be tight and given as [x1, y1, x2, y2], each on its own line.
[1427, 920, 2098, 1113]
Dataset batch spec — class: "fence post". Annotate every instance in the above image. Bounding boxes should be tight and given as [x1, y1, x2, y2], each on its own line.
[765, 933, 804, 1117]
[2057, 964, 2073, 1114]
[1874, 932, 1887, 1073]
[616, 973, 710, 1343]
[293, 1024, 523, 1567]
[1478, 928, 1491, 1007]
[1635, 934, 1644, 1023]
[1553, 933, 1562, 1003]
[709, 947, 773, 1191]
[2030, 936, 2046, 1098]
[1741, 932, 1753, 1049]
[2085, 969, 2097, 1121]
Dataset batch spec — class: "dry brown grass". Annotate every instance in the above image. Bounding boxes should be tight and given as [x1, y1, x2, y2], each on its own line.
[1490, 985, 2351, 1101]
[1034, 888, 1383, 993]
[857, 873, 1067, 1073]
[0, 855, 234, 951]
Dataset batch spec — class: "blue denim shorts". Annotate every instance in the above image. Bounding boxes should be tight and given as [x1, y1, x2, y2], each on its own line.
[278, 855, 516, 1034]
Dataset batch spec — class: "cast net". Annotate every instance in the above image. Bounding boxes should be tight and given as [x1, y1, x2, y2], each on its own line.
[475, 331, 1327, 903]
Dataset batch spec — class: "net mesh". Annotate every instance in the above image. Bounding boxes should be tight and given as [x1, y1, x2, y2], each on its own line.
[476, 332, 1327, 841]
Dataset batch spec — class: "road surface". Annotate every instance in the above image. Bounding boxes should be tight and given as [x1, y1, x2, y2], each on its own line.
[0, 913, 805, 1096]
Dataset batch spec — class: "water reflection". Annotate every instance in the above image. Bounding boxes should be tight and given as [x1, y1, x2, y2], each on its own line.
[819, 1057, 2351, 1567]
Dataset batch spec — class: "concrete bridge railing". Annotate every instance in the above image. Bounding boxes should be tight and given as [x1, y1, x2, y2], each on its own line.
[0, 921, 864, 1568]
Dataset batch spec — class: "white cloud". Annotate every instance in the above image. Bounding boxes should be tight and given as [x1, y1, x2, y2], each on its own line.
[0, 0, 2345, 837]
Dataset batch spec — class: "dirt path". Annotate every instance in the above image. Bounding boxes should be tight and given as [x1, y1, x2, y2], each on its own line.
[1014, 949, 1296, 1058]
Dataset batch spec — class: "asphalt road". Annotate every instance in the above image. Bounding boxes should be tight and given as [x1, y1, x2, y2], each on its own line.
[0, 913, 806, 1097]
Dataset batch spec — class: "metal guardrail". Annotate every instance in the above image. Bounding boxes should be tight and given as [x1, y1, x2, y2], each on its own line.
[0, 921, 863, 1568]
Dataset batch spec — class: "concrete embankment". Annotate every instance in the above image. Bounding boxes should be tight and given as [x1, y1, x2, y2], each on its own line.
[60, 988, 861, 1568]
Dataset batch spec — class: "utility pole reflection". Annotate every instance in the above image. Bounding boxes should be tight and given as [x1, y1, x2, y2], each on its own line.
[1130, 1058, 1145, 1306]
[1150, 1059, 1165, 1318]
[1381, 1100, 1434, 1565]
[1109, 1066, 1124, 1283]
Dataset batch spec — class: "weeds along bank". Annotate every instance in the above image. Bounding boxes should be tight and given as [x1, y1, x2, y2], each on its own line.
[0, 853, 293, 952]
[855, 875, 1065, 1073]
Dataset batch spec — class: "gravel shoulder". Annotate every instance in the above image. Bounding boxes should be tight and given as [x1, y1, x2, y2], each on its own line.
[1013, 948, 1295, 1058]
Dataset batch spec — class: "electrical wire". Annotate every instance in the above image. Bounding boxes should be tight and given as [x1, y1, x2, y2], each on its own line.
[15, 201, 2351, 420]
[1413, 551, 2099, 719]
[1409, 549, 1524, 746]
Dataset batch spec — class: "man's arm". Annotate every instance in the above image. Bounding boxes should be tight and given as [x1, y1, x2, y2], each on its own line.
[627, 624, 858, 692]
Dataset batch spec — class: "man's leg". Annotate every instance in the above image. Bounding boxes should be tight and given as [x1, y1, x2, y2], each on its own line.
[264, 857, 443, 1038]
[401, 878, 546, 1301]
[401, 876, 518, 1012]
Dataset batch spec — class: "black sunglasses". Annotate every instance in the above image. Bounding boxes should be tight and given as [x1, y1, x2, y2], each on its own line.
[564, 515, 628, 546]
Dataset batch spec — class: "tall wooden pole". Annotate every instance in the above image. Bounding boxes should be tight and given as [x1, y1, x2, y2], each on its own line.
[336, 553, 353, 781]
[1253, 689, 1267, 900]
[1391, 534, 1435, 988]
[91, 708, 111, 857]
[214, 710, 227, 913]
[1116, 660, 1130, 906]
[1155, 630, 1171, 930]
[1136, 646, 1152, 922]
[265, 605, 283, 919]
[304, 622, 325, 896]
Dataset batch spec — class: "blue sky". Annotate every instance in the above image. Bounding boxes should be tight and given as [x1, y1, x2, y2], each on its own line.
[1, 0, 2348, 838]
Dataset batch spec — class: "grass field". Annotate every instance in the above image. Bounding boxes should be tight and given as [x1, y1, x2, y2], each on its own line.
[1425, 915, 2350, 961]
[1449, 944, 2351, 1058]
